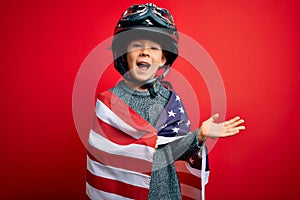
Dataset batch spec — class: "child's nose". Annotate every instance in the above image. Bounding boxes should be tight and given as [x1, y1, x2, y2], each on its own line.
[139, 48, 150, 56]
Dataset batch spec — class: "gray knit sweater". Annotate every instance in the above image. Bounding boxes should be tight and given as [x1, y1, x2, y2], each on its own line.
[111, 81, 200, 200]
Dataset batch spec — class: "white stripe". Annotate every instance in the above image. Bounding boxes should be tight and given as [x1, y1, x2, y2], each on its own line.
[202, 171, 210, 185]
[96, 99, 146, 139]
[87, 156, 151, 189]
[89, 129, 155, 162]
[181, 183, 202, 200]
[201, 143, 209, 200]
[181, 162, 201, 178]
[157, 135, 185, 145]
[175, 161, 205, 177]
[176, 162, 210, 183]
[86, 182, 133, 200]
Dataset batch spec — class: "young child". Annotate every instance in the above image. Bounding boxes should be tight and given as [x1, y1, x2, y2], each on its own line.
[86, 3, 245, 200]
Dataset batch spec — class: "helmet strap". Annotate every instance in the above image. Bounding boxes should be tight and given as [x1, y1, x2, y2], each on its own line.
[148, 86, 157, 98]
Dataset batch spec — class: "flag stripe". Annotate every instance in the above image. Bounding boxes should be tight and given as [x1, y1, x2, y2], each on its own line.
[93, 115, 157, 147]
[177, 171, 201, 189]
[182, 196, 196, 200]
[87, 156, 150, 189]
[175, 160, 210, 174]
[87, 144, 152, 174]
[157, 135, 186, 145]
[86, 169, 149, 200]
[98, 91, 157, 133]
[89, 129, 155, 162]
[181, 184, 201, 200]
[86, 182, 133, 200]
[96, 98, 146, 139]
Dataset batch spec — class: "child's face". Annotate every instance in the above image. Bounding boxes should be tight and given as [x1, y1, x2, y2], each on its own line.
[126, 39, 166, 82]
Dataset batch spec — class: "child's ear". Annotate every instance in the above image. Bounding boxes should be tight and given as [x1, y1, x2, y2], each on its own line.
[161, 53, 167, 66]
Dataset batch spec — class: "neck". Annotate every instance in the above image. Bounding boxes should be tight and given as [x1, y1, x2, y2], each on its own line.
[124, 80, 156, 91]
[124, 79, 156, 92]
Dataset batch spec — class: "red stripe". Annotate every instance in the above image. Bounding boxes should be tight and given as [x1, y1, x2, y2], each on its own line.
[98, 91, 157, 133]
[182, 195, 196, 200]
[92, 115, 157, 147]
[87, 144, 152, 175]
[86, 170, 149, 200]
[177, 171, 201, 190]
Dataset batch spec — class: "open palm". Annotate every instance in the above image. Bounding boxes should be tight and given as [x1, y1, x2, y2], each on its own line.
[198, 114, 246, 141]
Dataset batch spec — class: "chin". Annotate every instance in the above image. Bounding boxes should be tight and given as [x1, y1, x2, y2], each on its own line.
[133, 75, 153, 82]
[135, 78, 151, 82]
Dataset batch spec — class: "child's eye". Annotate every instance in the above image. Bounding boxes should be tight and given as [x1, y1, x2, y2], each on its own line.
[150, 46, 160, 50]
[132, 43, 142, 48]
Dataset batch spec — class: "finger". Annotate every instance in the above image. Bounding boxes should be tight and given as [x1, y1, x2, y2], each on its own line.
[229, 129, 241, 136]
[224, 116, 241, 126]
[227, 119, 245, 128]
[226, 126, 246, 133]
[220, 129, 241, 137]
[211, 113, 219, 121]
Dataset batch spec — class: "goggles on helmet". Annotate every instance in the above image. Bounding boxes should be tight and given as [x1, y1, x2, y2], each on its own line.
[119, 3, 176, 30]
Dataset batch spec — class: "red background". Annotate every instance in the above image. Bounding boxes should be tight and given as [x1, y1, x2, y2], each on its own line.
[1, 0, 300, 199]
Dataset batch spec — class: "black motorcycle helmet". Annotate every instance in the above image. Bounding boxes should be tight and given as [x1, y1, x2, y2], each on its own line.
[111, 3, 179, 97]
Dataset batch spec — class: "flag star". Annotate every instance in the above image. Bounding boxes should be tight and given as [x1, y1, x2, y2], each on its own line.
[189, 157, 195, 165]
[161, 124, 167, 129]
[178, 106, 185, 114]
[186, 120, 190, 127]
[168, 110, 176, 117]
[172, 127, 180, 133]
[177, 120, 184, 126]
[175, 95, 181, 102]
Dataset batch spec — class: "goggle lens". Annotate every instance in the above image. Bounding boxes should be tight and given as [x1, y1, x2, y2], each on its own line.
[153, 7, 174, 24]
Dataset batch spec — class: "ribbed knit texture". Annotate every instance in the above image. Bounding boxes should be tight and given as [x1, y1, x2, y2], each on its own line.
[111, 81, 171, 126]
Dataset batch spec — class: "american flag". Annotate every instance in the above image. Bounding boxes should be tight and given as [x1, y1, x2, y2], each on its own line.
[86, 90, 209, 200]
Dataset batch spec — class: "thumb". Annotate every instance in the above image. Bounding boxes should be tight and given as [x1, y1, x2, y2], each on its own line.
[211, 113, 219, 121]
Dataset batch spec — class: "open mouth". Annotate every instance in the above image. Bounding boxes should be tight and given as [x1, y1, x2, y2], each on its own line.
[137, 62, 151, 70]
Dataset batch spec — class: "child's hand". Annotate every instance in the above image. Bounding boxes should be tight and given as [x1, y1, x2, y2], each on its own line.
[198, 114, 246, 142]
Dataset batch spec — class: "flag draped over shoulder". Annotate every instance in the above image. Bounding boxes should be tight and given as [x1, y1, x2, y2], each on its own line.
[86, 90, 209, 200]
